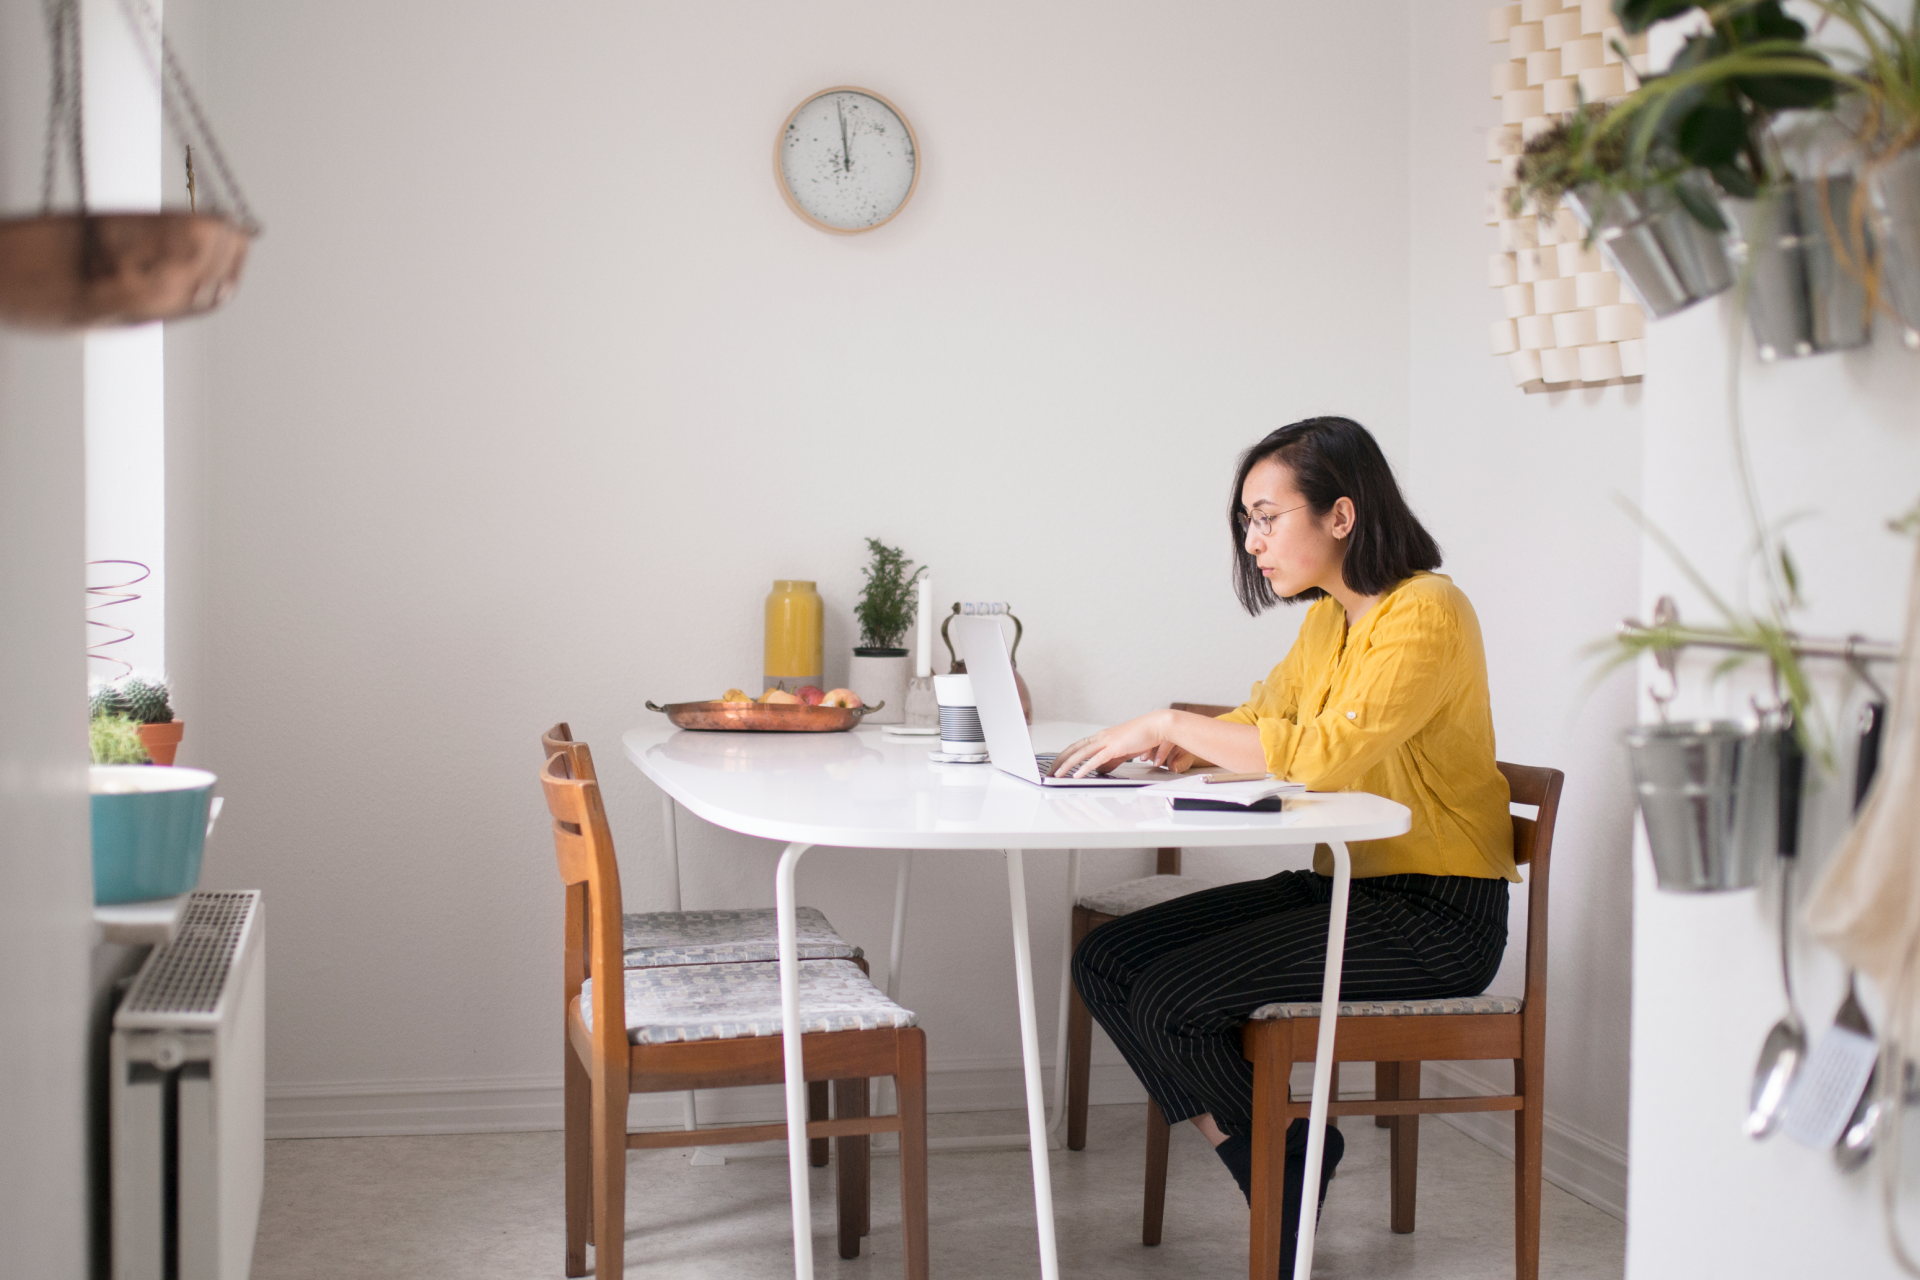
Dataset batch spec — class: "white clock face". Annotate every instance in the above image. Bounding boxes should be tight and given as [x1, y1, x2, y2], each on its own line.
[777, 89, 918, 233]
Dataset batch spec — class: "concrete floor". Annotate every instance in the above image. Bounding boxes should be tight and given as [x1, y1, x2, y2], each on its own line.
[253, 1105, 1624, 1279]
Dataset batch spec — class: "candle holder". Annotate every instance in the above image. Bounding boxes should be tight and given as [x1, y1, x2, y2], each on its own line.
[904, 675, 938, 729]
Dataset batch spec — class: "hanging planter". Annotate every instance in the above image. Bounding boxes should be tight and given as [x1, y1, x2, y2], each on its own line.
[1567, 180, 1736, 318]
[1727, 178, 1873, 361]
[1624, 719, 1777, 893]
[0, 0, 259, 332]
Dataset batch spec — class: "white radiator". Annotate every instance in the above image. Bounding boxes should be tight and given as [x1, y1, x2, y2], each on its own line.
[111, 891, 266, 1280]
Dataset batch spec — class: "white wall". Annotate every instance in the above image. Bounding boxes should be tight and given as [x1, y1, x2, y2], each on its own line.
[1392, 0, 1644, 1220]
[0, 2, 95, 1268]
[180, 0, 1419, 1135]
[1626, 299, 1920, 1274]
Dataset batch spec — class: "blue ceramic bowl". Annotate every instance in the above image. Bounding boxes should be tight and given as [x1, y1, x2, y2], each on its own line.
[90, 765, 217, 904]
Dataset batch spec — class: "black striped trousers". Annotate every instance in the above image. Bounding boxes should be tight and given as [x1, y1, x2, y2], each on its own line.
[1072, 870, 1509, 1137]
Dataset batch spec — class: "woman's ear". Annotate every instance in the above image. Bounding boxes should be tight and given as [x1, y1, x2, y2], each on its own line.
[1329, 496, 1357, 541]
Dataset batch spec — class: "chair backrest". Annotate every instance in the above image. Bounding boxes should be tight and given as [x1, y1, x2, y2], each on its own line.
[1496, 760, 1564, 1015]
[1156, 703, 1240, 874]
[542, 720, 596, 780]
[541, 746, 626, 1056]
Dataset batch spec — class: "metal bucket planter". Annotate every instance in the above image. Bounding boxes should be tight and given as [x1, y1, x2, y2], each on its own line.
[1624, 720, 1775, 892]
[1872, 146, 1920, 350]
[1726, 179, 1872, 361]
[1567, 181, 1735, 318]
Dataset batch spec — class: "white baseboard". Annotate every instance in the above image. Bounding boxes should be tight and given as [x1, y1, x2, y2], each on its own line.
[266, 1058, 1149, 1140]
[1419, 1062, 1627, 1221]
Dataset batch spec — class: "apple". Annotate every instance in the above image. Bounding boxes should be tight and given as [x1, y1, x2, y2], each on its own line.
[819, 688, 863, 709]
[796, 685, 825, 706]
[760, 688, 801, 705]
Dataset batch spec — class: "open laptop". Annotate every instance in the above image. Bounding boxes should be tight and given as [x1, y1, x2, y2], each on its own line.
[952, 615, 1162, 788]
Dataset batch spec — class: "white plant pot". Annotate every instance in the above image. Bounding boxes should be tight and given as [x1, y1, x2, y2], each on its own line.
[849, 651, 908, 724]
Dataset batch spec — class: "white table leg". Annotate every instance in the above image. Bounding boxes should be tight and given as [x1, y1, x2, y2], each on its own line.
[1005, 849, 1061, 1280]
[1046, 849, 1080, 1141]
[887, 852, 913, 1002]
[775, 841, 817, 1280]
[1293, 839, 1352, 1279]
[662, 795, 700, 1132]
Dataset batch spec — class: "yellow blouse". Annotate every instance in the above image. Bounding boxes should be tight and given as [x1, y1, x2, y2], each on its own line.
[1219, 572, 1516, 882]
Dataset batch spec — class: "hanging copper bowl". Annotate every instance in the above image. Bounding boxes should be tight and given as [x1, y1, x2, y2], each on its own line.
[0, 211, 253, 330]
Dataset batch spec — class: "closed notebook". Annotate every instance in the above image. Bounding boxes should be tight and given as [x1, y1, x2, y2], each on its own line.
[1141, 774, 1304, 809]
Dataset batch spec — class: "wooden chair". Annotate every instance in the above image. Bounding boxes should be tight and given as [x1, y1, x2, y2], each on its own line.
[543, 723, 859, 1164]
[1064, 702, 1234, 1151]
[1140, 761, 1563, 1280]
[542, 745, 930, 1280]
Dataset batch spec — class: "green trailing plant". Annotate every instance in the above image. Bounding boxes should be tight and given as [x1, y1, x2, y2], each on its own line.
[90, 714, 151, 765]
[90, 676, 174, 725]
[1514, 101, 1648, 216]
[853, 538, 926, 651]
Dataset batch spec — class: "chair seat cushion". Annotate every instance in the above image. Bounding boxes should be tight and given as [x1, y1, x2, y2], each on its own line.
[1077, 874, 1217, 917]
[579, 958, 916, 1045]
[1250, 994, 1524, 1020]
[622, 907, 858, 968]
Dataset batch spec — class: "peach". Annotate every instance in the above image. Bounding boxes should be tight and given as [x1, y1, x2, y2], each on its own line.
[759, 688, 801, 705]
[819, 688, 863, 708]
[796, 685, 826, 706]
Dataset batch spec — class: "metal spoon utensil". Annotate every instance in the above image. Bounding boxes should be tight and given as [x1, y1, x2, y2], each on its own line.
[1749, 714, 1808, 1140]
[1836, 701, 1890, 1171]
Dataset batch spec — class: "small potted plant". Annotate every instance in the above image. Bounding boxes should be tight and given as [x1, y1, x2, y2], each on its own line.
[848, 537, 924, 726]
[91, 675, 183, 764]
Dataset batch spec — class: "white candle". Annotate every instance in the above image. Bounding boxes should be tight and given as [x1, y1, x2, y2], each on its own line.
[916, 576, 933, 677]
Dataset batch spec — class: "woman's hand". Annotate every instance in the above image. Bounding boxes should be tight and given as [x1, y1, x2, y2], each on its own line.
[1048, 711, 1174, 778]
[1048, 710, 1268, 779]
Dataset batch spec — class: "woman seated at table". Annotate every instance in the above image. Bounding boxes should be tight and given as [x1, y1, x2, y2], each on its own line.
[1054, 415, 1516, 1264]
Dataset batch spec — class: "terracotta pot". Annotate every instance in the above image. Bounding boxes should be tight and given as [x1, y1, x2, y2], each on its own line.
[135, 720, 184, 767]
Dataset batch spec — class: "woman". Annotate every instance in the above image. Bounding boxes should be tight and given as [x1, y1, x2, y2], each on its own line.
[1058, 416, 1514, 1263]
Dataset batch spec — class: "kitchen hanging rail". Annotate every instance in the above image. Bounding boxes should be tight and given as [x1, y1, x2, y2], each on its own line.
[1620, 596, 1898, 666]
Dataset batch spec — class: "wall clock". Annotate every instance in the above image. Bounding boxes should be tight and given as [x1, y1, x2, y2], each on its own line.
[775, 87, 919, 235]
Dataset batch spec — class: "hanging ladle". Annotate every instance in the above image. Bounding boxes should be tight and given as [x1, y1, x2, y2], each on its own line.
[1836, 658, 1890, 1170]
[1748, 706, 1808, 1140]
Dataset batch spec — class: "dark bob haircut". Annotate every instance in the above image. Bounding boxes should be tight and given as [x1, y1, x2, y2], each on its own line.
[1229, 416, 1441, 615]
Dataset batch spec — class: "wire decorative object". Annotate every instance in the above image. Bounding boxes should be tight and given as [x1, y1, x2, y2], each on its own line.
[87, 559, 151, 681]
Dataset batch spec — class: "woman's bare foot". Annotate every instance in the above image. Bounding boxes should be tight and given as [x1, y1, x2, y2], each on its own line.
[1191, 1112, 1229, 1149]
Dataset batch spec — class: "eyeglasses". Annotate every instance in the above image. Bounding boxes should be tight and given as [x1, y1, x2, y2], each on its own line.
[1236, 503, 1307, 539]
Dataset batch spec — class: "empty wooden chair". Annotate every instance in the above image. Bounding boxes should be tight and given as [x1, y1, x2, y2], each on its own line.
[1138, 761, 1563, 1280]
[544, 722, 858, 1162]
[542, 745, 930, 1280]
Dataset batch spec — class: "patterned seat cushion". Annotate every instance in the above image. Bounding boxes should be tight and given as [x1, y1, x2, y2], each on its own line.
[579, 958, 916, 1045]
[1250, 994, 1524, 1021]
[622, 907, 858, 968]
[1077, 874, 1217, 918]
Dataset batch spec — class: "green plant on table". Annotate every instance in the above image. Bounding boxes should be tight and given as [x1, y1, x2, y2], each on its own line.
[90, 714, 151, 765]
[854, 538, 926, 651]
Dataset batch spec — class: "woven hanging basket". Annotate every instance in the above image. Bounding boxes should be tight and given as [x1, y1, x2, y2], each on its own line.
[0, 211, 252, 330]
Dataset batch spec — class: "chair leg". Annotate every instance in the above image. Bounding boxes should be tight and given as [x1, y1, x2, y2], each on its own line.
[809, 1080, 831, 1167]
[1067, 906, 1098, 1151]
[896, 1030, 931, 1280]
[1246, 1024, 1289, 1280]
[834, 1078, 871, 1259]
[563, 1041, 592, 1277]
[590, 1065, 627, 1280]
[1375, 1060, 1397, 1128]
[1141, 1099, 1170, 1245]
[1389, 1060, 1421, 1235]
[1514, 1056, 1544, 1280]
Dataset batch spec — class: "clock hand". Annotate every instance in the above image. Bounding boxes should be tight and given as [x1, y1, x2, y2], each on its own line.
[837, 99, 851, 174]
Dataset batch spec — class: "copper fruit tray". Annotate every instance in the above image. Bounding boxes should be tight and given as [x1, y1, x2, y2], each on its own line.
[646, 700, 883, 733]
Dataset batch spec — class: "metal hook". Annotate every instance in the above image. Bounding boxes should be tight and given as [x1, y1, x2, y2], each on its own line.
[1846, 634, 1891, 704]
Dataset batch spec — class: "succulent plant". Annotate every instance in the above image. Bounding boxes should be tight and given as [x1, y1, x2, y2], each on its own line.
[120, 676, 174, 725]
[90, 714, 151, 765]
[91, 676, 174, 725]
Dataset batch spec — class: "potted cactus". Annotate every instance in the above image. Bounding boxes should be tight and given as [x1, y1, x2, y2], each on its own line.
[91, 675, 183, 765]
